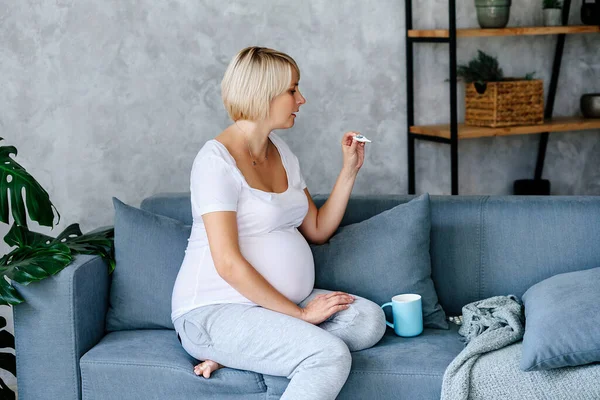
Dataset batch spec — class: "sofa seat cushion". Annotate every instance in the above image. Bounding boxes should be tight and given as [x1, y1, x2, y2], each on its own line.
[80, 330, 267, 399]
[263, 324, 464, 400]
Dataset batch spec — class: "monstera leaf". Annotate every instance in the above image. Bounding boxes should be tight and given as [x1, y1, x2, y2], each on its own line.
[0, 317, 14, 349]
[0, 223, 115, 305]
[0, 243, 72, 282]
[51, 224, 115, 273]
[0, 278, 23, 305]
[3, 223, 54, 248]
[0, 137, 59, 228]
[0, 318, 15, 399]
[0, 243, 72, 305]
[0, 352, 15, 377]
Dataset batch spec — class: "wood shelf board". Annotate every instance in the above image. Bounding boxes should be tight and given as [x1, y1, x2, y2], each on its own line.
[408, 25, 600, 38]
[410, 117, 600, 140]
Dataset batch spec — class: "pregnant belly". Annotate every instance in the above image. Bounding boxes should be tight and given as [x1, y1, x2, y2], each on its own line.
[239, 228, 315, 304]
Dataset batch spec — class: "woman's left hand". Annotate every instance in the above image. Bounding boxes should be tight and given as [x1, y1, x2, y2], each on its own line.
[341, 131, 366, 175]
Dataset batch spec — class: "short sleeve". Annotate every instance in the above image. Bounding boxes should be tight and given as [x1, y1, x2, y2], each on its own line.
[190, 155, 241, 217]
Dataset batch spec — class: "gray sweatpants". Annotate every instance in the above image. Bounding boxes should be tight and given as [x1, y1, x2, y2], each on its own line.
[173, 288, 387, 400]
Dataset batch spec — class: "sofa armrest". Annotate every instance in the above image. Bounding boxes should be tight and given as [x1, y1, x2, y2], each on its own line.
[13, 254, 109, 400]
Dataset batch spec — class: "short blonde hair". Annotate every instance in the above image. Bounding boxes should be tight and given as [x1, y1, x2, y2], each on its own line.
[221, 46, 300, 121]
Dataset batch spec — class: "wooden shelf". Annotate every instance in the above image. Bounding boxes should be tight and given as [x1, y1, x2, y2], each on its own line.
[410, 117, 600, 140]
[408, 25, 600, 38]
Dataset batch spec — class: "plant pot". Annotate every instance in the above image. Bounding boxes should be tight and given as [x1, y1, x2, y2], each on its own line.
[513, 179, 551, 195]
[581, 1, 600, 25]
[581, 93, 600, 118]
[543, 8, 563, 26]
[475, 0, 512, 28]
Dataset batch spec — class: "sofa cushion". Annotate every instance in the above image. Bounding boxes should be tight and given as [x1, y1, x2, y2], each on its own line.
[263, 324, 464, 399]
[311, 193, 448, 329]
[80, 330, 266, 400]
[106, 198, 191, 331]
[521, 266, 600, 371]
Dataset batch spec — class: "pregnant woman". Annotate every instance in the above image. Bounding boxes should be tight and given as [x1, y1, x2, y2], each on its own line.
[171, 46, 386, 400]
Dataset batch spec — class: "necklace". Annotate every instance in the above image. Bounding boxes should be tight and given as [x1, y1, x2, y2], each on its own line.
[235, 122, 269, 167]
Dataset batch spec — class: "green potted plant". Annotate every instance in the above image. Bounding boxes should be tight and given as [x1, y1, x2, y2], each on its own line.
[457, 50, 544, 127]
[0, 137, 115, 398]
[457, 49, 505, 91]
[543, 0, 563, 26]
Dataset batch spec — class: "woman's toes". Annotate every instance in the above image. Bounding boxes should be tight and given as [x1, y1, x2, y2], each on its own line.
[193, 360, 222, 378]
[203, 360, 221, 378]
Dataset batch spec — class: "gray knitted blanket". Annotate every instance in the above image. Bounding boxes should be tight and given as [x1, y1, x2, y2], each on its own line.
[441, 295, 600, 399]
[464, 342, 600, 399]
[441, 295, 524, 400]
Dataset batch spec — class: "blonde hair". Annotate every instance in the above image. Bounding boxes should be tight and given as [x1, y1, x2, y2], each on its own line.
[221, 46, 300, 121]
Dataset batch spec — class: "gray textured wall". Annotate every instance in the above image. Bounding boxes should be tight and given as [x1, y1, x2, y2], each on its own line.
[1, 0, 599, 388]
[4, 0, 600, 236]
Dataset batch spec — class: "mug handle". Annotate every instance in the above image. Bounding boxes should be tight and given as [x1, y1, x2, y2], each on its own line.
[381, 302, 394, 329]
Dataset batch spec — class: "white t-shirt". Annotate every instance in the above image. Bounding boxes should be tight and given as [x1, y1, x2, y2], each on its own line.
[171, 132, 314, 322]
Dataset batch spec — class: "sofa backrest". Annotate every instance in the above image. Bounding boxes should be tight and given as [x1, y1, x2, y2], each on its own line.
[141, 193, 600, 316]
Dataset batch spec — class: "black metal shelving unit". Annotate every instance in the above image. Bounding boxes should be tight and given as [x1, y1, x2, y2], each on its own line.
[406, 0, 574, 195]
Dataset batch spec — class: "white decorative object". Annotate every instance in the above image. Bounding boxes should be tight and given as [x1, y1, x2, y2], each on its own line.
[354, 134, 372, 143]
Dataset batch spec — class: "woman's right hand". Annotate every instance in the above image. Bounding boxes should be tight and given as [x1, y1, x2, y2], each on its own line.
[300, 291, 355, 325]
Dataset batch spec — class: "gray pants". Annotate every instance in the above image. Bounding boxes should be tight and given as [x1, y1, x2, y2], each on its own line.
[173, 288, 387, 400]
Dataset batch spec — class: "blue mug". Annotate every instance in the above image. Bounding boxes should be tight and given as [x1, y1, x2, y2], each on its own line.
[381, 294, 423, 337]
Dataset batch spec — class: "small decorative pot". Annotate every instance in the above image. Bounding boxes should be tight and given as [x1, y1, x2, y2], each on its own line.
[543, 8, 563, 26]
[581, 93, 600, 118]
[474, 0, 512, 28]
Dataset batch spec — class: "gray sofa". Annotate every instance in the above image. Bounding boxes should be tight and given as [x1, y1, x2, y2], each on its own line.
[14, 194, 600, 399]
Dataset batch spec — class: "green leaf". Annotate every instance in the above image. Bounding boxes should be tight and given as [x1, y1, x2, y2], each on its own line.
[0, 380, 16, 400]
[0, 244, 72, 285]
[0, 277, 24, 306]
[0, 352, 16, 378]
[457, 50, 503, 83]
[0, 137, 59, 228]
[0, 224, 115, 304]
[0, 330, 15, 350]
[3, 224, 54, 248]
[52, 224, 115, 273]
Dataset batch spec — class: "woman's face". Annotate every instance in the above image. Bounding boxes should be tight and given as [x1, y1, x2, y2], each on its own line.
[268, 68, 305, 129]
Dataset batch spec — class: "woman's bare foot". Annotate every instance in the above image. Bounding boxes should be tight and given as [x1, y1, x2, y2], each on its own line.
[194, 359, 223, 378]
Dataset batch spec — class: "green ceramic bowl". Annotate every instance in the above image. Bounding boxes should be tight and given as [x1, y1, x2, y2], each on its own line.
[475, 0, 511, 28]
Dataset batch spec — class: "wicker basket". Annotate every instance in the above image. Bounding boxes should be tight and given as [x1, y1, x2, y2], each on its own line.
[465, 79, 544, 128]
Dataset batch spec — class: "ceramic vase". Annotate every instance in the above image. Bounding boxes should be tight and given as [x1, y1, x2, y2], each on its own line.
[474, 0, 512, 28]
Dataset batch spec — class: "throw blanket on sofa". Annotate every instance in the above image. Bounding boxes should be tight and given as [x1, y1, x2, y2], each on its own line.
[441, 295, 524, 400]
[466, 341, 600, 399]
